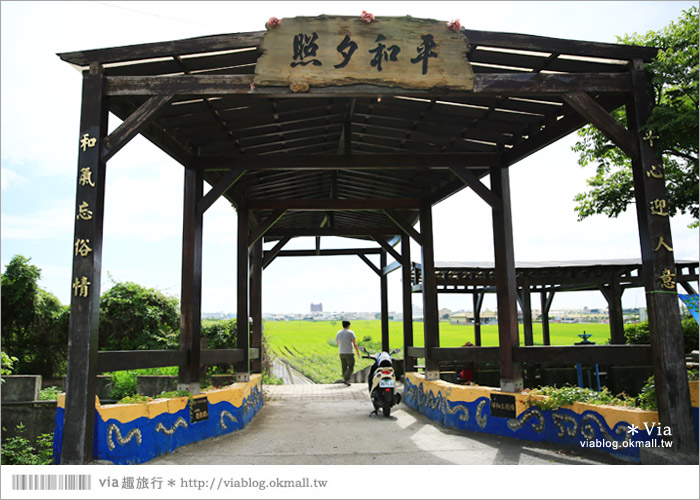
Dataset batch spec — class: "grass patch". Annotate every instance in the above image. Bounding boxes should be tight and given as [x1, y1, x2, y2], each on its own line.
[265, 320, 612, 383]
[527, 385, 636, 411]
[38, 385, 62, 401]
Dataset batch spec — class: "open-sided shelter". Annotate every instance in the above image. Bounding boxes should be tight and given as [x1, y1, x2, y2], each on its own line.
[57, 15, 695, 463]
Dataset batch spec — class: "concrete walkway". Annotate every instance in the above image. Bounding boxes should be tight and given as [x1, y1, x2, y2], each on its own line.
[270, 358, 315, 385]
[146, 383, 623, 466]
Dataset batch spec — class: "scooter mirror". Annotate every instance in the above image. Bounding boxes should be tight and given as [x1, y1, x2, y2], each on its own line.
[390, 348, 401, 355]
[359, 346, 368, 353]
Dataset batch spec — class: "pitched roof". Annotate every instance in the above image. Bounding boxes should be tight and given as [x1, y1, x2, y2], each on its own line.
[58, 22, 659, 241]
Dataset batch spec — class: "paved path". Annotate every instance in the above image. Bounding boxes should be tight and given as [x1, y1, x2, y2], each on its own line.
[147, 383, 622, 465]
[270, 358, 315, 385]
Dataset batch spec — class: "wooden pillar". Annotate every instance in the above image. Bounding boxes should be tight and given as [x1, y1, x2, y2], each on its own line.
[420, 202, 440, 380]
[540, 290, 554, 346]
[520, 278, 534, 346]
[250, 236, 263, 374]
[178, 167, 203, 392]
[380, 249, 390, 351]
[628, 63, 695, 455]
[401, 234, 415, 372]
[61, 63, 108, 464]
[236, 207, 250, 382]
[490, 164, 523, 392]
[473, 292, 484, 346]
[602, 277, 625, 345]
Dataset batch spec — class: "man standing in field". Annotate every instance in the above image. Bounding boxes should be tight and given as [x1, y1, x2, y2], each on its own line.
[336, 320, 360, 386]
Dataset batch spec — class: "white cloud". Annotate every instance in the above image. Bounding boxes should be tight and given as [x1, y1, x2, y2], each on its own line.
[0, 203, 74, 241]
[0, 167, 28, 191]
[103, 163, 183, 242]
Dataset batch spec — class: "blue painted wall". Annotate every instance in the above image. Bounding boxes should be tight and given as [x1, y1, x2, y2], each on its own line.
[53, 382, 263, 464]
[403, 377, 699, 462]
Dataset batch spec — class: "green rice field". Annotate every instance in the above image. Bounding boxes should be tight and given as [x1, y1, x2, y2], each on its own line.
[265, 320, 611, 384]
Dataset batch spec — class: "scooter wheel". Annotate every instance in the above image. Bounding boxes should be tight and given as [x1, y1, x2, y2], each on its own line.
[382, 404, 391, 417]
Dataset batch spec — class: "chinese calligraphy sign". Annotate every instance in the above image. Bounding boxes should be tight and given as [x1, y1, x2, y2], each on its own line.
[79, 167, 96, 187]
[254, 16, 474, 90]
[658, 269, 676, 290]
[73, 276, 92, 297]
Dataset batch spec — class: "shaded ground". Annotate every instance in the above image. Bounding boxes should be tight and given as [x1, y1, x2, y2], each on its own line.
[147, 383, 624, 465]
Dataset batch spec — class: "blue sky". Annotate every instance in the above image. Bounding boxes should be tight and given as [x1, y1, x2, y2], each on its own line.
[1, 1, 698, 315]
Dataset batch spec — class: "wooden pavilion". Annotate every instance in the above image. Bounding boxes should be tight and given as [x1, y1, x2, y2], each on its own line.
[414, 259, 698, 346]
[58, 15, 695, 463]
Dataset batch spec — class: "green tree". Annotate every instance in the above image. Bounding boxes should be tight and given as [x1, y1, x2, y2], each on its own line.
[1, 255, 69, 377]
[98, 281, 180, 351]
[624, 317, 699, 354]
[572, 7, 699, 228]
[1, 255, 41, 339]
[201, 318, 238, 374]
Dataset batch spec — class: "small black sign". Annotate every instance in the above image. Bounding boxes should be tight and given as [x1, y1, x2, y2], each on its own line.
[190, 396, 209, 423]
[490, 394, 516, 419]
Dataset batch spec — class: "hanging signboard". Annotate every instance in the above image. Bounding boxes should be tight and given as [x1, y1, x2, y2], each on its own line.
[254, 16, 474, 91]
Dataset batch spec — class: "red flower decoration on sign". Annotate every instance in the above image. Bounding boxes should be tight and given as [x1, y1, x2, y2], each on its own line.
[266, 17, 281, 29]
[360, 11, 374, 23]
[446, 19, 461, 31]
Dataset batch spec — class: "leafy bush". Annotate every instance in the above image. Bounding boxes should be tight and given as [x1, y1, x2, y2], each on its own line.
[262, 370, 284, 385]
[636, 375, 657, 410]
[39, 386, 62, 401]
[107, 366, 178, 400]
[528, 385, 635, 411]
[636, 368, 699, 410]
[624, 317, 699, 353]
[1, 255, 69, 378]
[202, 319, 238, 374]
[0, 423, 54, 465]
[202, 319, 238, 349]
[157, 390, 191, 399]
[1, 351, 18, 382]
[681, 317, 699, 353]
[117, 394, 152, 404]
[99, 281, 180, 351]
[109, 371, 139, 400]
[624, 322, 650, 344]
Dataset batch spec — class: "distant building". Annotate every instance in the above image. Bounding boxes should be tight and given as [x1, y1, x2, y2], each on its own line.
[310, 303, 323, 313]
[449, 312, 470, 325]
[449, 310, 499, 325]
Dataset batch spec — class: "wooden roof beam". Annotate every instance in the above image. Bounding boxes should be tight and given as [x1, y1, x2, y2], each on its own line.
[109, 100, 194, 167]
[262, 236, 292, 270]
[503, 95, 623, 166]
[358, 254, 381, 276]
[58, 31, 265, 66]
[450, 166, 501, 210]
[562, 92, 639, 158]
[463, 29, 658, 61]
[264, 227, 400, 238]
[371, 235, 402, 262]
[248, 198, 421, 211]
[195, 153, 499, 171]
[103, 72, 631, 96]
[249, 209, 287, 248]
[384, 209, 422, 245]
[197, 167, 246, 216]
[102, 95, 174, 162]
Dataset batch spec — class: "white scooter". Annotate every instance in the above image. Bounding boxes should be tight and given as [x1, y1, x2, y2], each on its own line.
[360, 346, 402, 417]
